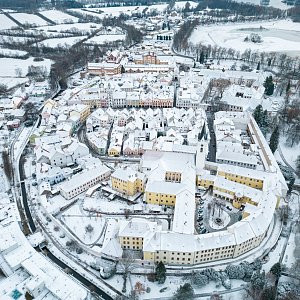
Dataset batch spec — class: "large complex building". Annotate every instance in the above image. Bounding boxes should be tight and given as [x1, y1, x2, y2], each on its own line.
[115, 112, 287, 265]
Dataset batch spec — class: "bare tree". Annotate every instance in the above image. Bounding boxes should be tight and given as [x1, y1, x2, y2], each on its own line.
[119, 252, 136, 293]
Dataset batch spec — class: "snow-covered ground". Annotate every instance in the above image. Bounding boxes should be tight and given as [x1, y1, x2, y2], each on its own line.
[0, 13, 18, 30]
[83, 196, 132, 214]
[189, 19, 300, 56]
[282, 231, 296, 269]
[0, 77, 28, 89]
[0, 57, 52, 77]
[174, 0, 198, 9]
[0, 35, 35, 44]
[0, 47, 27, 57]
[85, 34, 126, 44]
[106, 273, 246, 299]
[234, 0, 291, 10]
[277, 136, 299, 170]
[35, 22, 102, 33]
[73, 1, 197, 18]
[10, 13, 49, 26]
[38, 36, 85, 48]
[39, 10, 79, 24]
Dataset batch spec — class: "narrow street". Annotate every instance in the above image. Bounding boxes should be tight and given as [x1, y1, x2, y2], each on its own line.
[206, 111, 216, 162]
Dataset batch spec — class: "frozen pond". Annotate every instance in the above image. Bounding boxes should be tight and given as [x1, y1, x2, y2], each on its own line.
[190, 20, 300, 56]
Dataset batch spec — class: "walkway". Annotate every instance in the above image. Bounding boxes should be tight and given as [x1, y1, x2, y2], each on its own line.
[278, 145, 298, 175]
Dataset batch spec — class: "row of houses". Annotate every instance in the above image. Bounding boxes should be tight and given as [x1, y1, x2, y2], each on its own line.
[86, 107, 208, 157]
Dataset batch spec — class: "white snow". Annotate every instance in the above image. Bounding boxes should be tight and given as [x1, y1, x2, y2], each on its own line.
[10, 13, 49, 26]
[0, 47, 27, 57]
[39, 10, 79, 24]
[0, 57, 52, 77]
[234, 0, 291, 10]
[282, 231, 296, 269]
[0, 77, 28, 89]
[277, 136, 299, 170]
[174, 1, 198, 9]
[85, 34, 126, 44]
[189, 19, 300, 56]
[0, 35, 35, 44]
[62, 204, 106, 245]
[0, 13, 18, 30]
[38, 36, 85, 48]
[35, 22, 102, 33]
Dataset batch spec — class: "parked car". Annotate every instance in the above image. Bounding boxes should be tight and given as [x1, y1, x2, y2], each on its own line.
[226, 206, 232, 211]
[200, 229, 207, 234]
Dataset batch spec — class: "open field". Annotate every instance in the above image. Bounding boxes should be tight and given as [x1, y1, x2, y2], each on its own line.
[189, 19, 300, 56]
[85, 34, 125, 45]
[10, 13, 49, 26]
[0, 13, 18, 30]
[38, 36, 85, 48]
[35, 22, 102, 33]
[0, 57, 52, 77]
[39, 10, 79, 24]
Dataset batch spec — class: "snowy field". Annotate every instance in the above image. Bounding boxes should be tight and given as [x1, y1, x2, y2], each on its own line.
[234, 0, 291, 9]
[73, 1, 198, 18]
[174, 0, 198, 9]
[0, 13, 18, 30]
[83, 196, 133, 214]
[0, 35, 35, 44]
[10, 13, 49, 26]
[35, 22, 102, 33]
[62, 204, 106, 244]
[38, 36, 85, 48]
[0, 77, 28, 89]
[0, 47, 27, 57]
[39, 10, 79, 24]
[0, 57, 52, 77]
[277, 136, 299, 170]
[85, 34, 126, 44]
[189, 19, 300, 56]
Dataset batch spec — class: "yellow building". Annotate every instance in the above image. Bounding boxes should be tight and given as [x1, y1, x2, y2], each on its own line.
[118, 219, 158, 250]
[70, 104, 90, 123]
[145, 181, 184, 206]
[196, 173, 215, 189]
[217, 165, 266, 190]
[108, 146, 121, 157]
[111, 166, 145, 196]
[213, 177, 262, 209]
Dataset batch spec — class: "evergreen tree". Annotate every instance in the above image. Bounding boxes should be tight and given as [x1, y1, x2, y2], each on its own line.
[269, 126, 280, 153]
[256, 61, 261, 70]
[296, 155, 300, 175]
[155, 261, 166, 284]
[173, 283, 194, 300]
[286, 80, 291, 94]
[270, 262, 282, 280]
[264, 76, 275, 96]
[253, 105, 264, 127]
[199, 51, 205, 64]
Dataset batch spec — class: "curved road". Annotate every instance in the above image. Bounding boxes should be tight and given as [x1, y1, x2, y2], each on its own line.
[18, 150, 115, 300]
